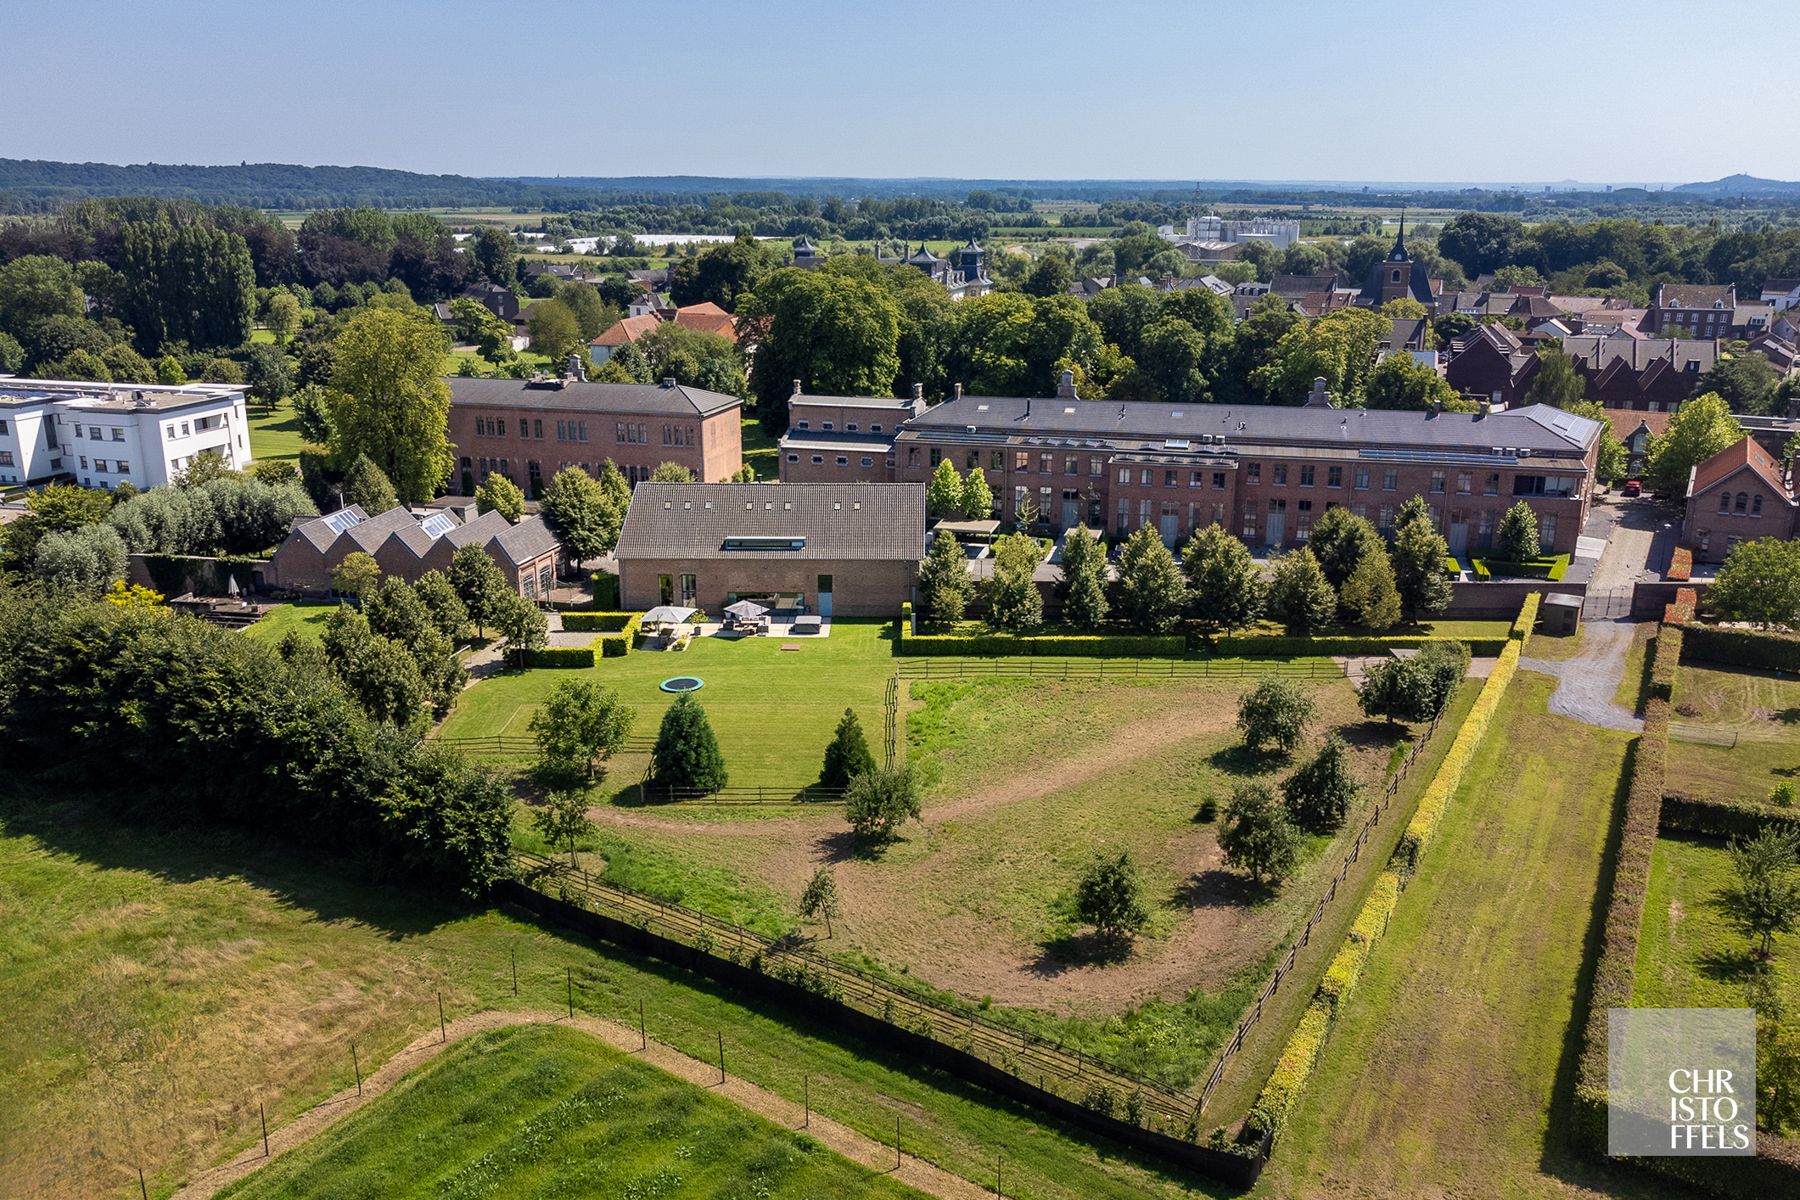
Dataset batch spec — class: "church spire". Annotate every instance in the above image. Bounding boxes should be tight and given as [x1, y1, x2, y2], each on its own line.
[1390, 209, 1409, 261]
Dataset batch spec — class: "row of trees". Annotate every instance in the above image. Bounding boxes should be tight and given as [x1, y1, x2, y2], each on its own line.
[916, 500, 1462, 637]
[0, 581, 514, 894]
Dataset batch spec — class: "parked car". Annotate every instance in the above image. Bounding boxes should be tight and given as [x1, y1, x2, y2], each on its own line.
[1622, 479, 1642, 497]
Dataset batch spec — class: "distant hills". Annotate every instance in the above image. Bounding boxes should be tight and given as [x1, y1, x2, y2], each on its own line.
[1670, 173, 1800, 197]
[2, 158, 1800, 213]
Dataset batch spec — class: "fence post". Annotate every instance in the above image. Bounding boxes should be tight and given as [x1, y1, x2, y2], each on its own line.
[717, 1031, 726, 1083]
[511, 945, 518, 996]
[352, 1042, 361, 1096]
[803, 1072, 810, 1128]
[259, 1101, 269, 1157]
[566, 967, 573, 1018]
[137, 1166, 148, 1200]
[438, 992, 446, 1043]
[638, 998, 646, 1050]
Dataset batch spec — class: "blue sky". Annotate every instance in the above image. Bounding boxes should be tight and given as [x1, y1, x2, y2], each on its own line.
[7, 0, 1794, 183]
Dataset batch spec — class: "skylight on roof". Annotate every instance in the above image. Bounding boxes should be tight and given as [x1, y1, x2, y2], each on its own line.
[418, 512, 455, 538]
[322, 509, 363, 534]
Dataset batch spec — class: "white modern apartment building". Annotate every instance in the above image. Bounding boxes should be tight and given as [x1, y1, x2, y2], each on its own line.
[1158, 216, 1301, 250]
[0, 378, 251, 491]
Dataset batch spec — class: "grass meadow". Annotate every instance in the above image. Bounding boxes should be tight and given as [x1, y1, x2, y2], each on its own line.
[242, 601, 338, 644]
[1635, 832, 1800, 1010]
[1253, 672, 1667, 1198]
[0, 792, 1230, 1200]
[217, 1024, 924, 1200]
[1667, 662, 1800, 803]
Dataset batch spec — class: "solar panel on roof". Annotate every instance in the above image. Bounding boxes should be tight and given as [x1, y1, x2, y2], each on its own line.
[322, 509, 363, 534]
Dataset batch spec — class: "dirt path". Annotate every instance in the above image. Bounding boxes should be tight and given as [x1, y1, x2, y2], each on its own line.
[171, 1009, 989, 1200]
[1521, 618, 1645, 732]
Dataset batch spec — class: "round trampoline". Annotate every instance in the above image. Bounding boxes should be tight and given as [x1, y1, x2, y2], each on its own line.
[659, 676, 705, 694]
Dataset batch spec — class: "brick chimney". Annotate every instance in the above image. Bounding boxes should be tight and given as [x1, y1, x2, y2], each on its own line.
[1056, 369, 1079, 399]
[792, 379, 803, 397]
[1305, 377, 1332, 408]
[911, 382, 924, 401]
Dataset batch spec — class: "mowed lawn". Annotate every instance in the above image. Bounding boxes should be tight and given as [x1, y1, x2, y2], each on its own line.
[1635, 832, 1800, 1009]
[1254, 672, 1660, 1199]
[1667, 662, 1800, 803]
[437, 619, 897, 794]
[218, 1024, 925, 1200]
[247, 398, 307, 463]
[242, 601, 339, 644]
[0, 795, 1231, 1200]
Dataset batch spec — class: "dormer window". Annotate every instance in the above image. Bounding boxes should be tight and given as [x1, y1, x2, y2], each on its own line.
[821, 422, 834, 431]
[796, 420, 809, 430]
[870, 423, 882, 433]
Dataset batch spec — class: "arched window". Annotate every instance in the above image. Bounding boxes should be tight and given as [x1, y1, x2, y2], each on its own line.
[1735, 492, 1748, 514]
[1719, 492, 1732, 513]
[1752, 495, 1763, 516]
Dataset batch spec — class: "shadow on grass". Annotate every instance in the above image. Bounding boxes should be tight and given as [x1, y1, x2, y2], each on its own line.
[1029, 929, 1138, 974]
[1333, 718, 1411, 754]
[1172, 869, 1270, 911]
[813, 828, 897, 865]
[1207, 744, 1288, 778]
[0, 790, 471, 940]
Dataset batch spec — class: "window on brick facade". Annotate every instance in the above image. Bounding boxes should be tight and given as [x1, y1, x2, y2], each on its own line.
[1327, 466, 1342, 488]
[1015, 451, 1030, 470]
[1429, 470, 1446, 493]
[967, 450, 979, 470]
[1214, 471, 1226, 489]
[1247, 462, 1261, 484]
[1300, 465, 1315, 487]
[1273, 464, 1287, 485]
[1383, 469, 1398, 491]
[1354, 466, 1370, 489]
[1456, 472, 1472, 495]
[1090, 457, 1103, 476]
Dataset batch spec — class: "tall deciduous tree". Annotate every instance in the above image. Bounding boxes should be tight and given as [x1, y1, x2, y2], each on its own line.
[1306, 508, 1384, 591]
[341, 453, 400, 515]
[1523, 345, 1586, 409]
[844, 763, 922, 845]
[329, 307, 454, 504]
[1709, 538, 1800, 630]
[1364, 353, 1463, 411]
[539, 466, 621, 567]
[529, 679, 634, 784]
[1117, 523, 1187, 633]
[1644, 392, 1743, 497]
[1282, 736, 1360, 831]
[448, 542, 510, 636]
[738, 268, 902, 423]
[1058, 526, 1110, 629]
[1182, 525, 1265, 634]
[1218, 782, 1300, 886]
[1494, 500, 1540, 563]
[916, 529, 972, 624]
[985, 531, 1044, 632]
[799, 864, 841, 937]
[1388, 503, 1452, 621]
[926, 459, 965, 520]
[329, 550, 381, 600]
[117, 218, 256, 352]
[1267, 547, 1336, 635]
[533, 790, 593, 869]
[1237, 676, 1317, 754]
[493, 591, 547, 669]
[475, 473, 525, 522]
[961, 466, 994, 521]
[1074, 851, 1150, 943]
[1338, 550, 1402, 630]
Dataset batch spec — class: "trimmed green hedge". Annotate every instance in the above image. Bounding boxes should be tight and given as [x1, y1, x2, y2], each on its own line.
[597, 611, 644, 658]
[897, 610, 1187, 658]
[1679, 623, 1800, 674]
[591, 571, 620, 610]
[524, 646, 595, 668]
[1509, 592, 1541, 641]
[1573, 631, 1672, 1149]
[563, 610, 638, 633]
[1648, 624, 1682, 700]
[1215, 634, 1510, 658]
[1246, 1000, 1332, 1144]
[1659, 792, 1796, 841]
[1394, 639, 1522, 873]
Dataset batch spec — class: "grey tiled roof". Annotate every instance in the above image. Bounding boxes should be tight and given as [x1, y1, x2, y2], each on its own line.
[900, 396, 1601, 457]
[445, 376, 742, 418]
[615, 482, 926, 562]
[444, 508, 513, 547]
[491, 515, 560, 565]
[344, 505, 420, 552]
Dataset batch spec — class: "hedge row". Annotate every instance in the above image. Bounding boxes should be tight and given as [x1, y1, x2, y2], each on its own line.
[1474, 553, 1571, 581]
[1510, 592, 1541, 641]
[1244, 1000, 1332, 1144]
[598, 611, 645, 658]
[524, 646, 595, 668]
[897, 606, 1187, 657]
[1572, 631, 1672, 1148]
[1648, 624, 1683, 701]
[1660, 791, 1797, 841]
[1678, 623, 1800, 674]
[1215, 634, 1510, 658]
[562, 610, 638, 633]
[1394, 639, 1522, 873]
[1241, 614, 1528, 1149]
[591, 571, 620, 610]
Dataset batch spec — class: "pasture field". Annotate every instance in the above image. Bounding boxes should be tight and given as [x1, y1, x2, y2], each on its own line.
[1635, 832, 1800, 1010]
[217, 1024, 924, 1200]
[0, 792, 1230, 1200]
[1254, 672, 1662, 1199]
[1667, 662, 1800, 802]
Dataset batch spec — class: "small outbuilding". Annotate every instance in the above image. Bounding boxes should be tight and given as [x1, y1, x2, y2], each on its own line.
[614, 482, 926, 618]
[1540, 592, 1583, 637]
